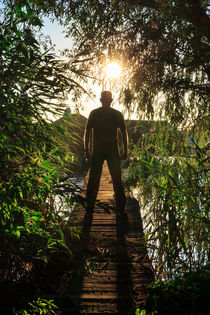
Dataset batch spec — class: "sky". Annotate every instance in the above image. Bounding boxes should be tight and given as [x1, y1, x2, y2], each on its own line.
[42, 17, 137, 120]
[0, 0, 141, 121]
[42, 18, 73, 52]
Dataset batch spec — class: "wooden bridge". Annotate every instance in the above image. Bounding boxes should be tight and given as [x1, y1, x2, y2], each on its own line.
[65, 161, 154, 314]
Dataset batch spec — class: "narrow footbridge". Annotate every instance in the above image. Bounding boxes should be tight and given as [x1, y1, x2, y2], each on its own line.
[67, 161, 154, 314]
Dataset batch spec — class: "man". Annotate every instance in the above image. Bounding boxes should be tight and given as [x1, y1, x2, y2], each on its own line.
[84, 91, 128, 215]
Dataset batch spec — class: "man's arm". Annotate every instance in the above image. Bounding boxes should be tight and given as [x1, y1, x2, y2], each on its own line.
[120, 127, 128, 160]
[84, 126, 91, 160]
[84, 112, 93, 160]
[118, 113, 128, 160]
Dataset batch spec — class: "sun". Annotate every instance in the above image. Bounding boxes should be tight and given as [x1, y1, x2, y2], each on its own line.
[104, 62, 122, 79]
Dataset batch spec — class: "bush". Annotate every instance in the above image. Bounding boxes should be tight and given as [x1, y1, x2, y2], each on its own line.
[147, 264, 210, 315]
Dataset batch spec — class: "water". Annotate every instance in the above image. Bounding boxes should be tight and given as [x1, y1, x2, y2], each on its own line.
[53, 177, 85, 219]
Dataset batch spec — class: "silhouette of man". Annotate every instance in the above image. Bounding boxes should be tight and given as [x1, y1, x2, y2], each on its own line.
[84, 91, 128, 215]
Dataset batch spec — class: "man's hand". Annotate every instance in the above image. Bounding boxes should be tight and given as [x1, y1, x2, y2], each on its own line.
[120, 152, 127, 160]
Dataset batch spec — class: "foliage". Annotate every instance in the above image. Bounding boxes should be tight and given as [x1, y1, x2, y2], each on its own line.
[0, 0, 86, 285]
[146, 263, 210, 315]
[124, 118, 209, 279]
[1, 1, 209, 313]
[136, 308, 147, 315]
[13, 298, 58, 314]
[41, 0, 210, 124]
[54, 112, 87, 176]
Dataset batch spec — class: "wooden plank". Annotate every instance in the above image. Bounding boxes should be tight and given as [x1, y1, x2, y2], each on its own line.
[68, 161, 154, 314]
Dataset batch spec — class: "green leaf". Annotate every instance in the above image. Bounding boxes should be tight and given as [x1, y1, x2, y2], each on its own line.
[12, 145, 25, 154]
[31, 216, 44, 222]
[49, 147, 58, 155]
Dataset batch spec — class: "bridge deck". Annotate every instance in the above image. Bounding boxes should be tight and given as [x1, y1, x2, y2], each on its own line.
[67, 161, 154, 314]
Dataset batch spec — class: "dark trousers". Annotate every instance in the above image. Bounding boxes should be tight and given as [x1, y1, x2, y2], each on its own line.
[86, 150, 126, 212]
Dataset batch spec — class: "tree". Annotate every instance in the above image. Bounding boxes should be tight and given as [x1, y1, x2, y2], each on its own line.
[0, 0, 87, 284]
[43, 0, 210, 124]
[1, 0, 209, 305]
[38, 0, 209, 278]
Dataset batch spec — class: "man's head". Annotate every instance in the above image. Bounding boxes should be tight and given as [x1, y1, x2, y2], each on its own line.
[100, 91, 113, 108]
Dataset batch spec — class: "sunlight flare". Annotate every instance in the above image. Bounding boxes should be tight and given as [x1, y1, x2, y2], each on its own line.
[104, 62, 122, 79]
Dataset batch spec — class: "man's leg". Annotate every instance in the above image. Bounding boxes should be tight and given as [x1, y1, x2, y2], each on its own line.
[107, 151, 126, 214]
[86, 154, 104, 212]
